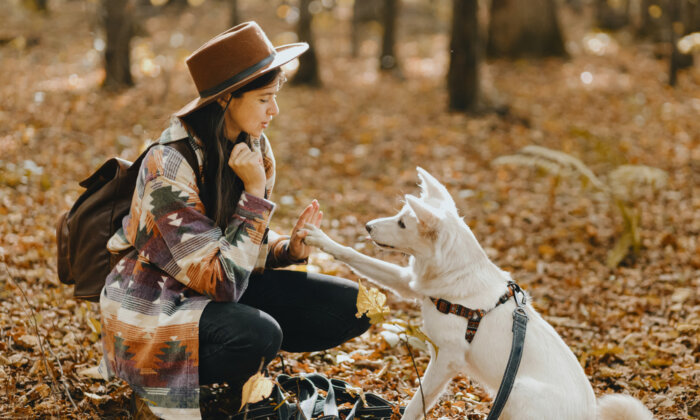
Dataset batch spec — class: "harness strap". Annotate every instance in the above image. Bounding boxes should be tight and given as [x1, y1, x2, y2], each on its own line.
[429, 281, 528, 419]
[430, 282, 520, 343]
[486, 290, 528, 420]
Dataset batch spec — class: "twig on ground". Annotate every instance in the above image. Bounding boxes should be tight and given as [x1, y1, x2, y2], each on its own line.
[354, 359, 384, 369]
[402, 338, 427, 419]
[1, 260, 59, 397]
[45, 341, 78, 410]
[376, 356, 396, 379]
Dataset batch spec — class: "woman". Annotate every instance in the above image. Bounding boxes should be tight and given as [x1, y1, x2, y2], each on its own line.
[99, 22, 369, 419]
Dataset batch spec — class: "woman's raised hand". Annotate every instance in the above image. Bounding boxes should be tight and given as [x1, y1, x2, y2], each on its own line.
[288, 200, 323, 262]
[229, 140, 266, 198]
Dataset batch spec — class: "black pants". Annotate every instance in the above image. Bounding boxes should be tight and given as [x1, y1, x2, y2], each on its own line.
[198, 269, 370, 394]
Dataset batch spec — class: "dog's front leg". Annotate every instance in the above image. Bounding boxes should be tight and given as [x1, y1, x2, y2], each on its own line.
[303, 224, 419, 299]
[401, 353, 453, 420]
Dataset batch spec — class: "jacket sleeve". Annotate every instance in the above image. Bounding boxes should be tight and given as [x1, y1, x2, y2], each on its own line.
[132, 145, 274, 302]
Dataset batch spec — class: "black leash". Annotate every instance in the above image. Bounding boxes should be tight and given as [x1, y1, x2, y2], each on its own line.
[430, 282, 529, 419]
[486, 285, 528, 420]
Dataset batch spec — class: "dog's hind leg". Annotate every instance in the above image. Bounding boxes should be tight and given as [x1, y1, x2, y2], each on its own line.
[401, 354, 453, 420]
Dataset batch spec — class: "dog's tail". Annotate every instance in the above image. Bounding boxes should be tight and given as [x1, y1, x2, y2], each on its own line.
[596, 394, 654, 420]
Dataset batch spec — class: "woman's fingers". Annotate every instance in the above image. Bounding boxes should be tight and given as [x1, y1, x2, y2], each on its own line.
[293, 208, 311, 231]
[228, 142, 267, 196]
[287, 200, 323, 261]
[295, 200, 318, 229]
[230, 142, 265, 171]
[231, 142, 248, 158]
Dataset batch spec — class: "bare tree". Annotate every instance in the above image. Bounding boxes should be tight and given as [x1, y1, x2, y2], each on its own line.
[292, 0, 321, 86]
[638, 0, 666, 40]
[669, 0, 695, 85]
[167, 0, 189, 9]
[28, 0, 48, 12]
[448, 0, 479, 112]
[380, 0, 400, 73]
[691, 0, 700, 32]
[487, 0, 567, 58]
[351, 0, 383, 57]
[596, 0, 630, 30]
[565, 0, 584, 14]
[229, 0, 240, 27]
[102, 0, 135, 90]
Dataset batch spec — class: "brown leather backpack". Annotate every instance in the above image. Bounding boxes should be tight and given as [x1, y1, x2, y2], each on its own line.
[56, 138, 200, 301]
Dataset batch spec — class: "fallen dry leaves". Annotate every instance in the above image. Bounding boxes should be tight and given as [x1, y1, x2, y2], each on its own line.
[1, 0, 699, 419]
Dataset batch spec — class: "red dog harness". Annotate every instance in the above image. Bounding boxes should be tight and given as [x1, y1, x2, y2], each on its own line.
[430, 281, 525, 343]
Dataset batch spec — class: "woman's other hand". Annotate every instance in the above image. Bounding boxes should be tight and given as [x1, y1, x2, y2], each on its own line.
[229, 140, 266, 197]
[288, 200, 323, 262]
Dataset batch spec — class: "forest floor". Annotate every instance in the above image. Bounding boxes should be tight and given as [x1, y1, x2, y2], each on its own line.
[0, 1, 698, 419]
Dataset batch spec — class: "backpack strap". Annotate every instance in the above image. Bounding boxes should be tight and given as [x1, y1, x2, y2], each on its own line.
[168, 137, 202, 191]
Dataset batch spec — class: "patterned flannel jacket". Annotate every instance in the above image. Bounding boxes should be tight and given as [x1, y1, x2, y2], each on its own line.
[99, 119, 292, 420]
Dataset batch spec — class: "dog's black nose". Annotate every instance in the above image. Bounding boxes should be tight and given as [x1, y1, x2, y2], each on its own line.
[365, 224, 372, 233]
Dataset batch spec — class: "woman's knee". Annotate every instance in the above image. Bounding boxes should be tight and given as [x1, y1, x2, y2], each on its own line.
[200, 302, 282, 363]
[248, 310, 283, 363]
[229, 307, 282, 363]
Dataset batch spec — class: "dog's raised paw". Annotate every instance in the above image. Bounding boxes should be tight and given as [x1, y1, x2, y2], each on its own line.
[301, 223, 330, 248]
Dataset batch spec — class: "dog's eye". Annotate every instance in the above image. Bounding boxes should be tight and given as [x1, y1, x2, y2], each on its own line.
[398, 219, 406, 229]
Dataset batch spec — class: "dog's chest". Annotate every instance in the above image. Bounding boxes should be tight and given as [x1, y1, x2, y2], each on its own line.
[420, 299, 471, 348]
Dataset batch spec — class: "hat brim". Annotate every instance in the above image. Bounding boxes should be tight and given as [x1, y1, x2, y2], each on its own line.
[175, 42, 309, 118]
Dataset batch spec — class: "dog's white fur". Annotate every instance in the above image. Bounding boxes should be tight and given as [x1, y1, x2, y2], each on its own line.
[303, 167, 654, 420]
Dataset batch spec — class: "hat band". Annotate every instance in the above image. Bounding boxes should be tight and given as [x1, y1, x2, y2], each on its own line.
[198, 52, 277, 98]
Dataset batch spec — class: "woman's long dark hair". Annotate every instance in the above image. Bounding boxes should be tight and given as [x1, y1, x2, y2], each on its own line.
[181, 68, 282, 230]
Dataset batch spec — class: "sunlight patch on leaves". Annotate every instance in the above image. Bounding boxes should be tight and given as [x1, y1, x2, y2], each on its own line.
[492, 145, 669, 267]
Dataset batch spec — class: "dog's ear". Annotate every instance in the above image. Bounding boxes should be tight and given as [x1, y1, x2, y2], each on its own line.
[416, 167, 456, 210]
[406, 195, 440, 234]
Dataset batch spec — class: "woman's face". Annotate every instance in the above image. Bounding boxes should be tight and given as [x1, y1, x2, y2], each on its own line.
[220, 81, 280, 140]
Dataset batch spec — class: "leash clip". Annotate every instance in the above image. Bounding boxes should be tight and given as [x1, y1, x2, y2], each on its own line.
[511, 285, 528, 322]
[513, 306, 528, 321]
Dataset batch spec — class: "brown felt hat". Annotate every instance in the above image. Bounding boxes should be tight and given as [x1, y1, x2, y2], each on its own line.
[175, 21, 308, 118]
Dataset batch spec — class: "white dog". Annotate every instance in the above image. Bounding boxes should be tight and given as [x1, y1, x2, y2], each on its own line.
[302, 168, 653, 420]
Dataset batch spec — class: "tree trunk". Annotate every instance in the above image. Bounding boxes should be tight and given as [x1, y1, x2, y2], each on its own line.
[229, 0, 240, 27]
[167, 0, 189, 9]
[566, 0, 584, 14]
[487, 0, 567, 58]
[677, 0, 695, 69]
[30, 0, 48, 12]
[448, 0, 479, 112]
[690, 0, 700, 32]
[351, 0, 382, 57]
[380, 0, 400, 72]
[669, 0, 693, 85]
[638, 0, 667, 40]
[292, 0, 321, 86]
[102, 0, 134, 90]
[596, 0, 630, 30]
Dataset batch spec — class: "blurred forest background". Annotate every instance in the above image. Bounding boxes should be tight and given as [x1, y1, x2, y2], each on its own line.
[0, 0, 699, 418]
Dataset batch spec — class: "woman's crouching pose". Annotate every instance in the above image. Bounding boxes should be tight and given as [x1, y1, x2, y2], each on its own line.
[99, 22, 369, 420]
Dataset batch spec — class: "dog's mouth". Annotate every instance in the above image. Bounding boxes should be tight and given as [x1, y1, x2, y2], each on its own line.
[367, 236, 395, 249]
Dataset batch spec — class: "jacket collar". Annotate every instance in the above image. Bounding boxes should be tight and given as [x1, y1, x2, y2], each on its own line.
[160, 118, 193, 145]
